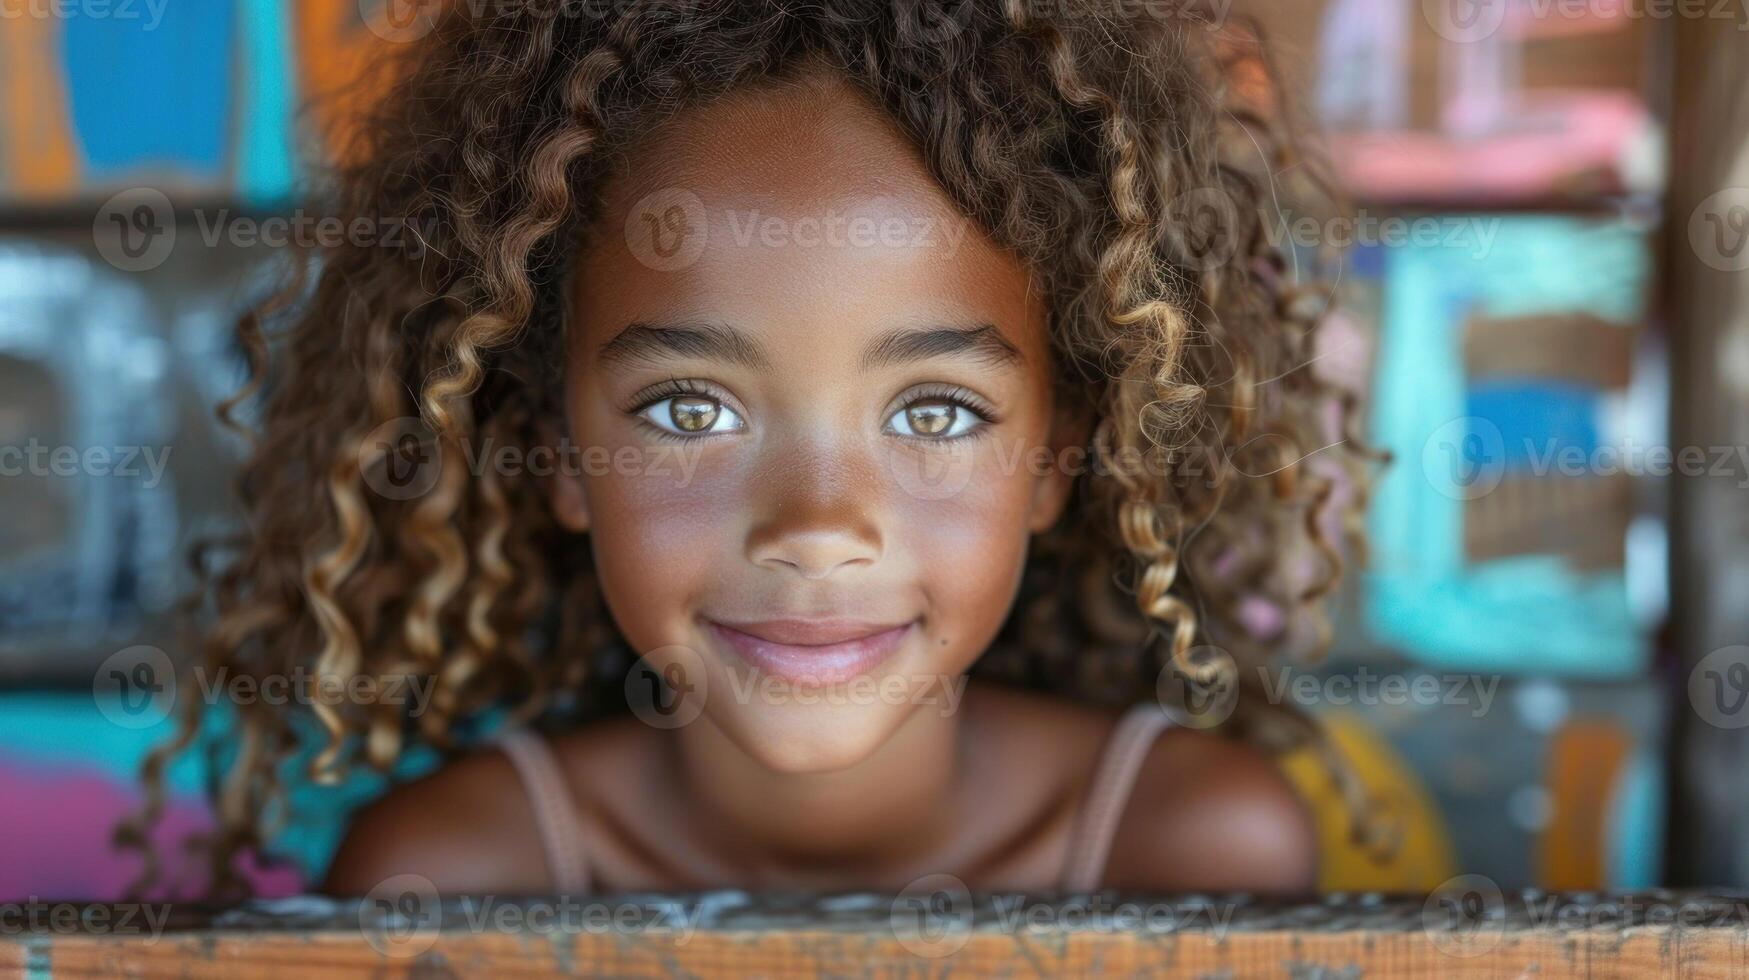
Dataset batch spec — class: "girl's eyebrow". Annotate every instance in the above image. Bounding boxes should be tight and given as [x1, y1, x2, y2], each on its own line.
[595, 320, 1022, 370]
[862, 324, 1023, 369]
[596, 321, 772, 369]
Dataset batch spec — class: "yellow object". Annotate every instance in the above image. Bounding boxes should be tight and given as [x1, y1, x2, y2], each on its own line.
[1279, 711, 1459, 891]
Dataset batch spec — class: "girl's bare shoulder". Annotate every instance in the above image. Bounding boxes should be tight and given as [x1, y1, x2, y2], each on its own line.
[321, 716, 654, 896]
[322, 742, 548, 896]
[966, 684, 1316, 893]
[1113, 723, 1317, 893]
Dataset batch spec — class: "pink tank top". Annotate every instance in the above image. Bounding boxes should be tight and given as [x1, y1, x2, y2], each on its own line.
[493, 703, 1175, 893]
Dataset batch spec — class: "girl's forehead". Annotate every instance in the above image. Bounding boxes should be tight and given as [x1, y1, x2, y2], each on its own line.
[574, 74, 1048, 362]
[597, 72, 953, 231]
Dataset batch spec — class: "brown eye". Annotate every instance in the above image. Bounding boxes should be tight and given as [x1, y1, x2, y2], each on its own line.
[906, 402, 955, 436]
[669, 395, 720, 432]
[888, 395, 985, 439]
[639, 391, 743, 436]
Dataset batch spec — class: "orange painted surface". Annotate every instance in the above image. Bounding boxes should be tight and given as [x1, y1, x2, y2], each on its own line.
[295, 0, 430, 163]
[1538, 720, 1632, 890]
[0, 14, 80, 195]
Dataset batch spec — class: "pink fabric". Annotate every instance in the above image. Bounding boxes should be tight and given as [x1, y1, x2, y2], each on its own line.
[0, 758, 302, 901]
[1059, 705, 1177, 891]
[1329, 91, 1652, 204]
[494, 728, 591, 893]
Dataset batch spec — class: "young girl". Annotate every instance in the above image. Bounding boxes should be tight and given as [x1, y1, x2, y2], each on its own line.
[131, 0, 1370, 898]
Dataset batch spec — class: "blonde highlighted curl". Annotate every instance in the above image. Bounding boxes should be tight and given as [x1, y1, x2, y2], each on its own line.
[122, 0, 1381, 897]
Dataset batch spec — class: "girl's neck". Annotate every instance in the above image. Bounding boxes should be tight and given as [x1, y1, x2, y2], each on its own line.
[669, 700, 969, 882]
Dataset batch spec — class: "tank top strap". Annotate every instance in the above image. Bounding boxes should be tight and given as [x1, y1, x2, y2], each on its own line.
[492, 727, 591, 893]
[1058, 703, 1176, 891]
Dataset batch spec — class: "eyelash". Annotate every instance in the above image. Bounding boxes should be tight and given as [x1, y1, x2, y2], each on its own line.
[621, 379, 1000, 441]
[886, 384, 999, 444]
[625, 378, 743, 442]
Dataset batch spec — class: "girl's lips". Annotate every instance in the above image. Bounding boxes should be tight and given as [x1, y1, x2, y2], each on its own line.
[705, 619, 913, 686]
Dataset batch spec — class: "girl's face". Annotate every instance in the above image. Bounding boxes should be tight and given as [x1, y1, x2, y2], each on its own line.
[554, 75, 1078, 772]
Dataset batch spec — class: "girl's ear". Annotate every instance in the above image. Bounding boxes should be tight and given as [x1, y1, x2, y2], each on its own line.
[541, 417, 591, 533]
[1027, 405, 1091, 534]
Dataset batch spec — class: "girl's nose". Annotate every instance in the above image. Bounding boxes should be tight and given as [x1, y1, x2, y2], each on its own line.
[744, 444, 883, 579]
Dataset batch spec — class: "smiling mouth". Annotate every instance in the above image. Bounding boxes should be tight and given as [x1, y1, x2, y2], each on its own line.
[705, 618, 914, 686]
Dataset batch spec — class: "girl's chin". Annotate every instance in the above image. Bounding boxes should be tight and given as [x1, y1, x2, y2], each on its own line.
[703, 705, 922, 774]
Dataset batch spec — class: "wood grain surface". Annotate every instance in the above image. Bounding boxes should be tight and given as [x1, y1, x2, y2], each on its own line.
[4, 890, 1748, 978]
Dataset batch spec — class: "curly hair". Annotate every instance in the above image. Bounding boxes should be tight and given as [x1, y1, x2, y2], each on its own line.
[122, 0, 1380, 898]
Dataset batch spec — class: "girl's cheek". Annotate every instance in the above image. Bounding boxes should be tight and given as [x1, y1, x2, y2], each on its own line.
[584, 446, 744, 643]
[892, 450, 1035, 652]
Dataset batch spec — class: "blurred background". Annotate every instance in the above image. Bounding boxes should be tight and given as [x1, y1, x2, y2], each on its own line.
[0, 0, 1745, 899]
